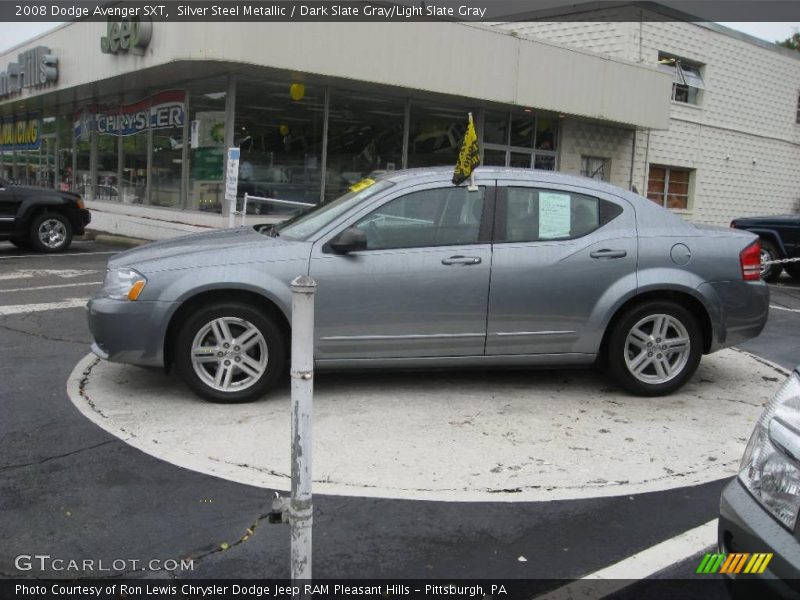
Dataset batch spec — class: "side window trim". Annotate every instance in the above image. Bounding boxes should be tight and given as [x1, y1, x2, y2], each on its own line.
[324, 183, 497, 253]
[491, 182, 625, 244]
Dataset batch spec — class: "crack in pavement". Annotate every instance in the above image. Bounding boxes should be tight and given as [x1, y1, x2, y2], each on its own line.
[0, 321, 89, 345]
[0, 439, 119, 472]
[185, 508, 273, 566]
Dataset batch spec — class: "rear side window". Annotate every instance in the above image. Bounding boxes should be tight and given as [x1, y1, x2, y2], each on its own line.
[499, 187, 623, 243]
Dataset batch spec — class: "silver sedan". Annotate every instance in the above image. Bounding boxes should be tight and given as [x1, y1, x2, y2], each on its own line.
[87, 167, 769, 402]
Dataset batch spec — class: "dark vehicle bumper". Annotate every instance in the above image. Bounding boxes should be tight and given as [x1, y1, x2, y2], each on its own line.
[87, 297, 176, 367]
[75, 208, 91, 235]
[719, 477, 800, 599]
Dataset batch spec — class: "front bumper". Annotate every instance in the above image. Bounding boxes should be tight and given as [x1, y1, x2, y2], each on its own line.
[699, 280, 769, 351]
[86, 296, 177, 367]
[719, 477, 800, 598]
[74, 208, 91, 235]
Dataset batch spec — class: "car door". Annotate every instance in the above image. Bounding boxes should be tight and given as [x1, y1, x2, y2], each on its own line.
[0, 181, 17, 235]
[486, 181, 637, 356]
[309, 182, 494, 360]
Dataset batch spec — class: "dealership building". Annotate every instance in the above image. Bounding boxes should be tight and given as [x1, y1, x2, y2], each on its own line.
[0, 3, 798, 239]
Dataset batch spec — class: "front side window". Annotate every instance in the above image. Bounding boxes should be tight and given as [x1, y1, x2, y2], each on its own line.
[500, 187, 622, 243]
[658, 53, 705, 106]
[647, 165, 691, 210]
[354, 186, 486, 250]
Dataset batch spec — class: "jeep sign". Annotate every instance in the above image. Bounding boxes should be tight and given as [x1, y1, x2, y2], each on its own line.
[101, 19, 152, 55]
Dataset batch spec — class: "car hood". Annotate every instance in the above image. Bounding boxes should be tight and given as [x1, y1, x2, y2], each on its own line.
[108, 226, 308, 274]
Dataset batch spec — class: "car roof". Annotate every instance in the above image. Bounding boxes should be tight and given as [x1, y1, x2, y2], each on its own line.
[383, 166, 624, 195]
[380, 166, 693, 233]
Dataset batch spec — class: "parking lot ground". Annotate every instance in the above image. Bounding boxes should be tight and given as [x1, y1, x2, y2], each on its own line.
[1, 240, 798, 587]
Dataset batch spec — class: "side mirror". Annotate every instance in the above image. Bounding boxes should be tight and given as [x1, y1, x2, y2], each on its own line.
[328, 227, 367, 254]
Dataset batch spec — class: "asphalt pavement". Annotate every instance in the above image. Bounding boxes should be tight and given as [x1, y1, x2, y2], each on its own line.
[1, 239, 798, 596]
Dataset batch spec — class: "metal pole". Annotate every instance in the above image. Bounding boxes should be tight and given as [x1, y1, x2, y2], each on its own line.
[289, 275, 317, 583]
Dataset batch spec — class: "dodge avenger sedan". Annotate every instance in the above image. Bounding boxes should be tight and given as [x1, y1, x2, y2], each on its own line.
[87, 167, 769, 403]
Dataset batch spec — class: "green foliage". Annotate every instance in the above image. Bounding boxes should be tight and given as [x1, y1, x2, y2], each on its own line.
[778, 32, 800, 51]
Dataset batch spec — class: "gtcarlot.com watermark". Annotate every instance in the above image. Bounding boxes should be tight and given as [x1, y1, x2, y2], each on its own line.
[14, 554, 194, 573]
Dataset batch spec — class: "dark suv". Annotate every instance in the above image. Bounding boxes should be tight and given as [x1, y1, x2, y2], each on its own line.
[731, 215, 800, 282]
[0, 180, 91, 253]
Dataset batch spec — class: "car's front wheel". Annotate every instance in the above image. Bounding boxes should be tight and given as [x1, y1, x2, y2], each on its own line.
[607, 301, 702, 396]
[175, 303, 286, 403]
[29, 212, 73, 253]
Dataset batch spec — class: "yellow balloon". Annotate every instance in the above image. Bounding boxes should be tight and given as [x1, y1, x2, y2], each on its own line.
[289, 83, 305, 101]
[279, 124, 290, 136]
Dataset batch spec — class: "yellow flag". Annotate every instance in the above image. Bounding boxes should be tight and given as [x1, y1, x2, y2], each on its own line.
[452, 114, 480, 185]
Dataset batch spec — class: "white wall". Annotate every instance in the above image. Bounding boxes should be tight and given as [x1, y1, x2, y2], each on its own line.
[494, 18, 800, 224]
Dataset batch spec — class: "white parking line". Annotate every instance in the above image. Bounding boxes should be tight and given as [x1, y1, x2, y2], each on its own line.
[0, 251, 117, 260]
[771, 304, 800, 313]
[0, 281, 102, 293]
[0, 298, 89, 315]
[537, 519, 717, 599]
[0, 269, 98, 281]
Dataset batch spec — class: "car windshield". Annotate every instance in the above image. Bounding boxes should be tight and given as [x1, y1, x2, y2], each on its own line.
[275, 179, 394, 240]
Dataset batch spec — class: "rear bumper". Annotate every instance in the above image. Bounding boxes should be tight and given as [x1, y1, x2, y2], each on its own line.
[86, 296, 176, 367]
[698, 280, 769, 351]
[719, 478, 800, 598]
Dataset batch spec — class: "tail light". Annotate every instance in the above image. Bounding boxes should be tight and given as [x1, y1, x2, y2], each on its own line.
[740, 240, 762, 281]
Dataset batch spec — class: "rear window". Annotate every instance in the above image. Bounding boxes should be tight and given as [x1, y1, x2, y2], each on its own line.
[498, 187, 623, 242]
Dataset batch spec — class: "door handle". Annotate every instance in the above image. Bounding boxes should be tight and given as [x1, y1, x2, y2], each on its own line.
[590, 249, 627, 259]
[441, 255, 482, 266]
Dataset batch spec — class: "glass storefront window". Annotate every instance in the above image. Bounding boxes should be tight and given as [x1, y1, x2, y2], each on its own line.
[324, 89, 404, 201]
[510, 114, 535, 148]
[149, 90, 186, 208]
[408, 102, 476, 169]
[234, 77, 324, 212]
[188, 78, 227, 213]
[122, 132, 147, 204]
[96, 101, 119, 201]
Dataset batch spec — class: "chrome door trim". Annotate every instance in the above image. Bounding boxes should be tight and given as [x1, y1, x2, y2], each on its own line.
[493, 330, 577, 337]
[320, 333, 485, 341]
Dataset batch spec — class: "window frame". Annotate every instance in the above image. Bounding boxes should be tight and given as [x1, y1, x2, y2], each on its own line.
[658, 53, 705, 106]
[646, 165, 692, 210]
[325, 183, 497, 253]
[580, 156, 610, 181]
[492, 185, 625, 244]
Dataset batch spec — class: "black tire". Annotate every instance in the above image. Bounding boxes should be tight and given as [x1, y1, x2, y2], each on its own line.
[607, 301, 703, 397]
[785, 263, 800, 281]
[9, 237, 31, 249]
[759, 240, 782, 283]
[28, 212, 73, 253]
[175, 302, 286, 403]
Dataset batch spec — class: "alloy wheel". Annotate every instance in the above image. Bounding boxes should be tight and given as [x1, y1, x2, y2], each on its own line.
[38, 218, 67, 249]
[623, 313, 691, 385]
[190, 317, 268, 392]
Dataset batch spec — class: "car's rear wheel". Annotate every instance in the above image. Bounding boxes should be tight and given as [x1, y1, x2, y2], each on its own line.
[607, 301, 702, 396]
[175, 303, 286, 403]
[759, 240, 782, 282]
[29, 212, 73, 253]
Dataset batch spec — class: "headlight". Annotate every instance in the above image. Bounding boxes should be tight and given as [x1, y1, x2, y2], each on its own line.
[102, 268, 147, 301]
[739, 372, 800, 530]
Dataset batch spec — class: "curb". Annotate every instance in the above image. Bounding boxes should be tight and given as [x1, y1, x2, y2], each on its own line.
[83, 230, 150, 248]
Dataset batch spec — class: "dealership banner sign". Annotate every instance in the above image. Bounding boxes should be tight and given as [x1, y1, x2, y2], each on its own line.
[74, 90, 185, 138]
[0, 116, 41, 151]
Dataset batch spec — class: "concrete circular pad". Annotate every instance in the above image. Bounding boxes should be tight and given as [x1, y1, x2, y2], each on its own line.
[67, 349, 788, 502]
